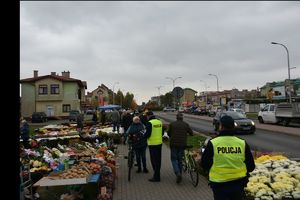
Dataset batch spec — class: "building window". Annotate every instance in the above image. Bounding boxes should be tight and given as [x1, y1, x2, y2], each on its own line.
[62, 104, 71, 112]
[51, 84, 60, 94]
[39, 85, 48, 94]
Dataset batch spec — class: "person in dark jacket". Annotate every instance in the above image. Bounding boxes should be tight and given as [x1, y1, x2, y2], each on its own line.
[100, 109, 106, 125]
[92, 111, 98, 125]
[111, 109, 121, 133]
[76, 114, 84, 132]
[126, 116, 149, 173]
[167, 112, 193, 183]
[139, 111, 148, 126]
[122, 110, 133, 144]
[20, 118, 30, 149]
[144, 111, 164, 182]
[201, 115, 255, 200]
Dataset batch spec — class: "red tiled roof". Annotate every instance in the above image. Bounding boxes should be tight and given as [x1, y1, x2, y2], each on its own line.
[20, 75, 86, 88]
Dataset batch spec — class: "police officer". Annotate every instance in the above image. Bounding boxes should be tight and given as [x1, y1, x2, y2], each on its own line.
[144, 111, 164, 182]
[201, 115, 255, 200]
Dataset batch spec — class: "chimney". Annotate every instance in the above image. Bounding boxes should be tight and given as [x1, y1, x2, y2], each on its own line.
[51, 72, 56, 76]
[33, 70, 38, 78]
[61, 71, 70, 78]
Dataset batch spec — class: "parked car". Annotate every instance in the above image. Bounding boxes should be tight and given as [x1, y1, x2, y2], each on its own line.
[178, 107, 184, 113]
[257, 103, 300, 126]
[213, 111, 255, 134]
[163, 107, 176, 112]
[69, 110, 80, 121]
[31, 112, 48, 123]
[208, 106, 222, 117]
[193, 107, 208, 115]
[85, 109, 95, 115]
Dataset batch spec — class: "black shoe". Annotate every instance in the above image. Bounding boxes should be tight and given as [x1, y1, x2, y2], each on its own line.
[176, 175, 182, 184]
[148, 178, 160, 182]
[143, 168, 149, 173]
[136, 169, 141, 173]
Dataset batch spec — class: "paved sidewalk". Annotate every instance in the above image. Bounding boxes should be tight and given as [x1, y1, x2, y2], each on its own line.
[113, 143, 213, 200]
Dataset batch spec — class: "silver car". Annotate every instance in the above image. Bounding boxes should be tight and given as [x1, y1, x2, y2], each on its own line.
[163, 107, 176, 112]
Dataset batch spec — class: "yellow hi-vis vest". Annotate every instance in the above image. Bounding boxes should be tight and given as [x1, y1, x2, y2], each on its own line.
[147, 119, 163, 145]
[209, 136, 247, 182]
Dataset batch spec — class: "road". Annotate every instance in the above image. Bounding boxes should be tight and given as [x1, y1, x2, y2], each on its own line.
[156, 112, 300, 158]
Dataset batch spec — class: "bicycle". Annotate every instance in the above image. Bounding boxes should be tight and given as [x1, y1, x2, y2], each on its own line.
[182, 144, 199, 187]
[126, 141, 135, 182]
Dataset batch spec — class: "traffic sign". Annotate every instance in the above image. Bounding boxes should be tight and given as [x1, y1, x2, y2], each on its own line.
[172, 87, 184, 98]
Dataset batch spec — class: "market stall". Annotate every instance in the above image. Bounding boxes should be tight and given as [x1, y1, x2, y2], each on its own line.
[20, 123, 119, 200]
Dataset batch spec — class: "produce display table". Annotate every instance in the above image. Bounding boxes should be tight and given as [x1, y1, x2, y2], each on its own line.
[20, 123, 117, 200]
[34, 174, 100, 187]
[34, 174, 101, 200]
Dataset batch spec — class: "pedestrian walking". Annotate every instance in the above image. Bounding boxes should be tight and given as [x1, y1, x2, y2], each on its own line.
[145, 111, 164, 182]
[92, 111, 98, 125]
[100, 109, 106, 125]
[76, 113, 84, 132]
[20, 118, 30, 149]
[201, 115, 255, 200]
[167, 112, 193, 183]
[121, 110, 133, 144]
[127, 116, 149, 173]
[139, 110, 148, 126]
[111, 109, 121, 133]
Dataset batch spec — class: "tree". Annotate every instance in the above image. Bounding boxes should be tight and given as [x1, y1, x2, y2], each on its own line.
[115, 90, 125, 107]
[123, 92, 134, 109]
[160, 92, 173, 107]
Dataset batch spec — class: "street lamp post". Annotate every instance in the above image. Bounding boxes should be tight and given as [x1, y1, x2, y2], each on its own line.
[200, 80, 208, 92]
[166, 76, 182, 108]
[200, 80, 208, 104]
[166, 76, 182, 89]
[156, 86, 163, 106]
[208, 73, 219, 92]
[271, 42, 292, 103]
[112, 82, 119, 105]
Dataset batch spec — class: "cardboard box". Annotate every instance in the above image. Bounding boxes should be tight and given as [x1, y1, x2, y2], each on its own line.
[34, 175, 89, 187]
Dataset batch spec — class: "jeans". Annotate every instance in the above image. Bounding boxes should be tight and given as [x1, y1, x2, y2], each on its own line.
[170, 147, 184, 176]
[112, 122, 120, 133]
[134, 146, 147, 170]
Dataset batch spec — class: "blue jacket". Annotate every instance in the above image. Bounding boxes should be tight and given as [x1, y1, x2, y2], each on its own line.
[20, 122, 30, 140]
[126, 122, 147, 149]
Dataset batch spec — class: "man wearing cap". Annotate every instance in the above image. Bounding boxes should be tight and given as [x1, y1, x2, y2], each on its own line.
[144, 111, 164, 182]
[20, 118, 30, 149]
[201, 115, 255, 200]
[168, 112, 193, 183]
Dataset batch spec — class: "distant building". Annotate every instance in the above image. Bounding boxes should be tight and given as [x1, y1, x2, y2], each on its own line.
[180, 88, 197, 107]
[85, 84, 111, 109]
[20, 70, 87, 118]
[260, 78, 300, 101]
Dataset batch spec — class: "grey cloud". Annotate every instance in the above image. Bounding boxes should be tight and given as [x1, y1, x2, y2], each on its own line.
[20, 2, 300, 103]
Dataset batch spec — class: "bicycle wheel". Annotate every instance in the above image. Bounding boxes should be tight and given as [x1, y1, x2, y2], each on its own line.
[128, 150, 134, 181]
[188, 156, 199, 187]
[182, 154, 188, 172]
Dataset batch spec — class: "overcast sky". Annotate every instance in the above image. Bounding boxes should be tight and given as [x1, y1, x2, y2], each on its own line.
[20, 1, 300, 104]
